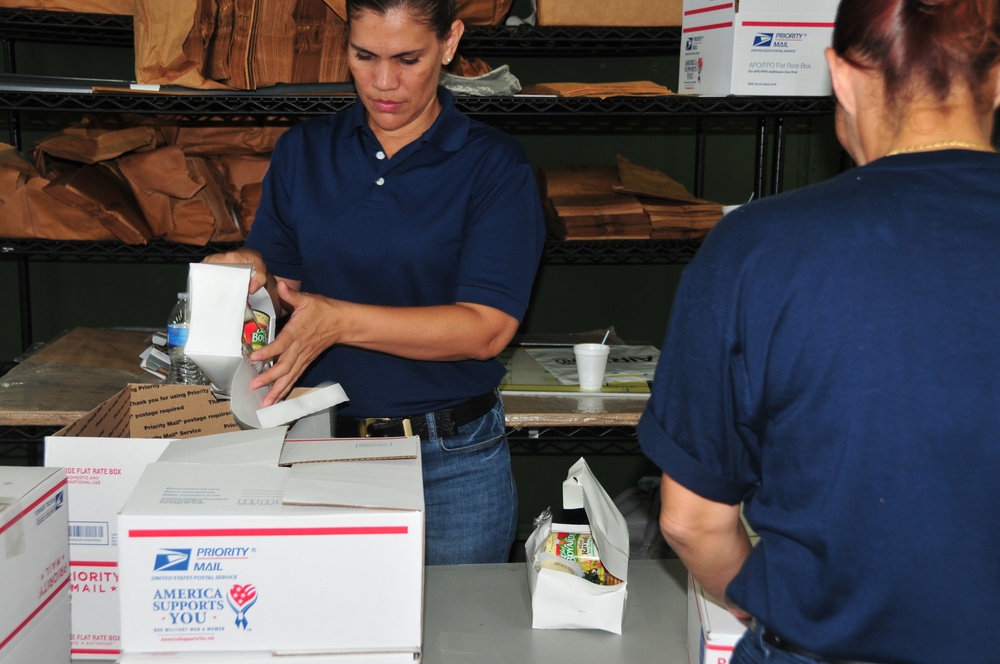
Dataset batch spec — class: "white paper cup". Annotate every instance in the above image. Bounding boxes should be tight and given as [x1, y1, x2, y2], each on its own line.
[574, 343, 611, 392]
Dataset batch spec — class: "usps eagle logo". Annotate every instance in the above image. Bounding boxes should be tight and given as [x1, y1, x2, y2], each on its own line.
[153, 548, 191, 572]
[753, 33, 774, 47]
[228, 584, 258, 629]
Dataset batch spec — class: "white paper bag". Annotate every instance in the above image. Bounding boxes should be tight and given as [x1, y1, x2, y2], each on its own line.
[525, 457, 630, 633]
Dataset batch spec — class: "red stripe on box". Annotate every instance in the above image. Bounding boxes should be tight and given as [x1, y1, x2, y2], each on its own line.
[0, 478, 68, 537]
[706, 643, 736, 652]
[683, 21, 733, 33]
[71, 649, 122, 656]
[70, 560, 118, 567]
[0, 577, 69, 651]
[685, 3, 734, 16]
[741, 21, 835, 28]
[128, 526, 409, 537]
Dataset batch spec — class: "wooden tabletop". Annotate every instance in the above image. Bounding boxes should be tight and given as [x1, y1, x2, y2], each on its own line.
[0, 328, 646, 429]
[0, 327, 158, 427]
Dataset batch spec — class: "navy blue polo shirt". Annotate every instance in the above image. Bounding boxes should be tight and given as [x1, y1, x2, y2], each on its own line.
[246, 88, 545, 417]
[638, 150, 1000, 663]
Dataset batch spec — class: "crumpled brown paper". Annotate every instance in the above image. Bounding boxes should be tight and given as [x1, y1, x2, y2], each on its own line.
[0, 144, 118, 241]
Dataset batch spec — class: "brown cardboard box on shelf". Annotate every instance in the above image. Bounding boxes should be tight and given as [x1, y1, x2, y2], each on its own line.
[537, 0, 682, 26]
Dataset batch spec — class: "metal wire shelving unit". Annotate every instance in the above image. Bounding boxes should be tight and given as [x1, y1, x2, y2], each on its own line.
[0, 10, 837, 459]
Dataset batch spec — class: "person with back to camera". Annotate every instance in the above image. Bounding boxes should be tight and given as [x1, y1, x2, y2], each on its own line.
[205, 0, 546, 566]
[637, 0, 1000, 662]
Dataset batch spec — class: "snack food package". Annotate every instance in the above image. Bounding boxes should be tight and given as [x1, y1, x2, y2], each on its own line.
[538, 531, 623, 586]
[525, 458, 630, 633]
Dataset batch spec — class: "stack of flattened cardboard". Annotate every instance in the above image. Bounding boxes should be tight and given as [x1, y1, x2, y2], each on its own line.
[538, 156, 722, 241]
[134, 0, 350, 90]
[539, 164, 651, 240]
[520, 81, 673, 98]
[613, 155, 723, 240]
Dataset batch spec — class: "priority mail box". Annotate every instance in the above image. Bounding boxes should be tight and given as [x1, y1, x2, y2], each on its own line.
[687, 576, 747, 664]
[0, 466, 70, 664]
[44, 385, 238, 660]
[44, 383, 347, 660]
[678, 0, 838, 96]
[117, 433, 424, 657]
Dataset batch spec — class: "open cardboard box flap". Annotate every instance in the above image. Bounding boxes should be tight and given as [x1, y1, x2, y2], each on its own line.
[151, 426, 423, 511]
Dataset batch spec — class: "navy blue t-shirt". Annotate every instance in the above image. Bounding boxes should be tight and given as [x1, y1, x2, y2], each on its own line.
[638, 150, 1000, 663]
[246, 88, 545, 417]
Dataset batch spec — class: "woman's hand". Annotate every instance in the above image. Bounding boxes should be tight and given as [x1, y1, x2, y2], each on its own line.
[249, 281, 342, 406]
[202, 248, 270, 295]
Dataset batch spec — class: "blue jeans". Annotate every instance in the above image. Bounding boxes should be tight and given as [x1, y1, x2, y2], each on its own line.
[420, 391, 518, 566]
[733, 622, 824, 664]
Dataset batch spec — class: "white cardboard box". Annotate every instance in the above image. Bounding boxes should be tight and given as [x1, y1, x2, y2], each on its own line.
[0, 466, 71, 664]
[678, 0, 838, 96]
[44, 383, 348, 660]
[687, 575, 747, 664]
[525, 458, 629, 634]
[45, 437, 172, 660]
[117, 433, 424, 657]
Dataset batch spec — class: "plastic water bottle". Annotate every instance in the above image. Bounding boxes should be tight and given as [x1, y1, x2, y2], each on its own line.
[166, 292, 207, 385]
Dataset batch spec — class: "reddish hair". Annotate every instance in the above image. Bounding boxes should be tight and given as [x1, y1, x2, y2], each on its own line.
[832, 0, 1000, 111]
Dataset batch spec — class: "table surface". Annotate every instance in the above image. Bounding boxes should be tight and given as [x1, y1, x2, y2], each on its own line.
[0, 328, 648, 429]
[423, 559, 687, 664]
[73, 560, 688, 664]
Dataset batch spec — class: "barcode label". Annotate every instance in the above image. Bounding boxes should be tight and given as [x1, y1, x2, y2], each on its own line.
[69, 521, 109, 545]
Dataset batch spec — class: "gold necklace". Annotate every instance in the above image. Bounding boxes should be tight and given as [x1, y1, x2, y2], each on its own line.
[885, 140, 996, 157]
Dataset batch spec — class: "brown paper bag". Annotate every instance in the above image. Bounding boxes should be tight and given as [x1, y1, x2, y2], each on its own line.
[133, 0, 233, 90]
[187, 157, 244, 243]
[212, 154, 271, 235]
[116, 147, 205, 239]
[43, 163, 154, 244]
[0, 177, 118, 241]
[35, 121, 159, 166]
[159, 122, 289, 156]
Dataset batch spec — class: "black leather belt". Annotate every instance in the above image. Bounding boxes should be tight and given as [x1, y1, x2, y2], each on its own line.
[760, 624, 881, 664]
[335, 390, 497, 439]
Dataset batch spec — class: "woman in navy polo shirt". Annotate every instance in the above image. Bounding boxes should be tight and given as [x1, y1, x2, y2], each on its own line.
[207, 0, 545, 565]
[638, 0, 1000, 662]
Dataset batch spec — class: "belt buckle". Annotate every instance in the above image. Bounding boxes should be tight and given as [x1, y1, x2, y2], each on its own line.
[359, 417, 413, 437]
